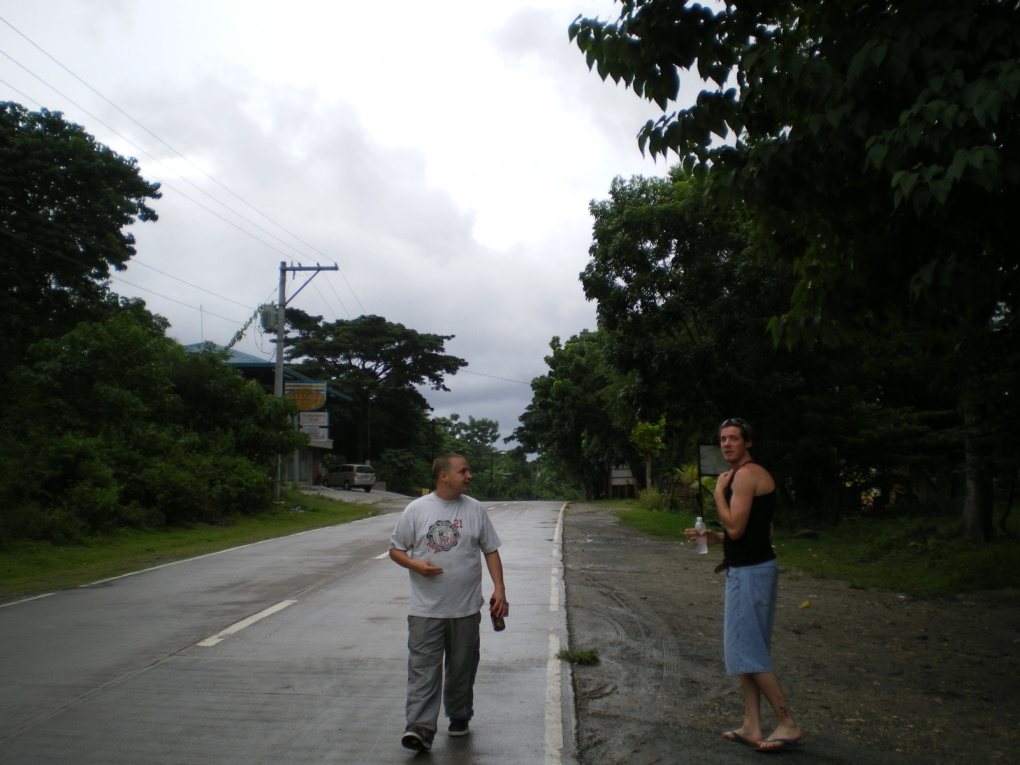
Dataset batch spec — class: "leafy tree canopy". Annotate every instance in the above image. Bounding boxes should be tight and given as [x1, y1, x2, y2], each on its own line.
[514, 331, 639, 498]
[571, 1, 1020, 539]
[0, 307, 303, 543]
[285, 311, 467, 461]
[570, 1, 1020, 343]
[286, 312, 467, 396]
[0, 102, 161, 363]
[523, 167, 962, 520]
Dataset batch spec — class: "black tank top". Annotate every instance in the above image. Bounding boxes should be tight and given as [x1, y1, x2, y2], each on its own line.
[723, 464, 777, 568]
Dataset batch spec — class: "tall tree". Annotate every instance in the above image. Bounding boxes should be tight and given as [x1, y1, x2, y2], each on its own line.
[514, 331, 638, 499]
[437, 414, 502, 497]
[581, 168, 961, 522]
[285, 311, 467, 461]
[0, 103, 161, 368]
[0, 306, 303, 542]
[571, 1, 1020, 539]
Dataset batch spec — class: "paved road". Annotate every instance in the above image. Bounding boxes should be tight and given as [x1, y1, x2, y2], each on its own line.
[0, 497, 575, 764]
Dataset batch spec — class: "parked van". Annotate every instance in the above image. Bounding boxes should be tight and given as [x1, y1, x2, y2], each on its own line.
[323, 464, 377, 492]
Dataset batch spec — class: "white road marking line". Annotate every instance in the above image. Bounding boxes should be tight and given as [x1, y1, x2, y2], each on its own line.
[550, 502, 565, 612]
[0, 592, 54, 609]
[545, 501, 569, 763]
[196, 599, 297, 647]
[81, 529, 326, 587]
[545, 633, 563, 764]
[374, 551, 390, 560]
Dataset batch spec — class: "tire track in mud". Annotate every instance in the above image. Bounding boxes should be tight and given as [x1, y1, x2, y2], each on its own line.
[561, 504, 1020, 765]
[568, 570, 682, 685]
[561, 507, 714, 764]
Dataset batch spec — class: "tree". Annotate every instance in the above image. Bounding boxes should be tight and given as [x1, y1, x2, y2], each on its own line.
[580, 169, 812, 488]
[514, 331, 638, 499]
[436, 414, 501, 496]
[0, 306, 303, 542]
[581, 169, 786, 436]
[630, 417, 665, 490]
[580, 168, 963, 523]
[285, 311, 468, 462]
[0, 102, 307, 544]
[571, 1, 1020, 539]
[0, 103, 161, 369]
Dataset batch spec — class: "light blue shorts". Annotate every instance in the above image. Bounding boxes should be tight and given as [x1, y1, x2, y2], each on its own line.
[723, 558, 779, 675]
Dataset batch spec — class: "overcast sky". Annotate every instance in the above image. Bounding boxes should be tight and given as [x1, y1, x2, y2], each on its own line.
[1, 1, 703, 444]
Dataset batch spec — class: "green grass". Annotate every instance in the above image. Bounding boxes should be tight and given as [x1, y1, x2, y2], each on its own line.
[610, 507, 1020, 597]
[557, 648, 600, 665]
[0, 490, 378, 604]
[611, 507, 692, 539]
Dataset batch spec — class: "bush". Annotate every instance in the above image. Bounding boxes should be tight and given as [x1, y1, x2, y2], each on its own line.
[374, 449, 430, 494]
[638, 487, 667, 511]
[0, 309, 299, 544]
[209, 457, 273, 516]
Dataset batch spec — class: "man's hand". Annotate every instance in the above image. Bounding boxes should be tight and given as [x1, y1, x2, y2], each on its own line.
[714, 469, 733, 498]
[484, 550, 507, 617]
[413, 560, 444, 577]
[389, 547, 443, 576]
[684, 528, 719, 545]
[489, 592, 509, 619]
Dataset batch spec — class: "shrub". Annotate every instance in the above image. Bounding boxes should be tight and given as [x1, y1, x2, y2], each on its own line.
[375, 449, 429, 494]
[638, 487, 666, 511]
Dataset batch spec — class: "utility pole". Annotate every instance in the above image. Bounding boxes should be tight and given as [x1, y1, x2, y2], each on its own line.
[273, 261, 339, 497]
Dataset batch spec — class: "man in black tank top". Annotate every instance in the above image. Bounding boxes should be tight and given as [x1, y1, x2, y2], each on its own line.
[687, 419, 804, 752]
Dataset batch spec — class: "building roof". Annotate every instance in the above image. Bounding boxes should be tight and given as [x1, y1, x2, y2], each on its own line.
[184, 342, 352, 402]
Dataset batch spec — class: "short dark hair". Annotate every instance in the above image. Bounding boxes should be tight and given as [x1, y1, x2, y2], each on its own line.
[719, 418, 753, 442]
[432, 453, 466, 481]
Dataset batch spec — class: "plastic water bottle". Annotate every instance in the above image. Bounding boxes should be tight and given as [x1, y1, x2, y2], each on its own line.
[695, 516, 708, 555]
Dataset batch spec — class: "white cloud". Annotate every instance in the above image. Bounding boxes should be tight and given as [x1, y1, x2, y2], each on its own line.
[1, 1, 682, 441]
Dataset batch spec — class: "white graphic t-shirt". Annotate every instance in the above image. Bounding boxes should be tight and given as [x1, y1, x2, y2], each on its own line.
[389, 492, 502, 618]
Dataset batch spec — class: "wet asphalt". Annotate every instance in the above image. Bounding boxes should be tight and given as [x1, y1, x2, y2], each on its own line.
[0, 491, 576, 764]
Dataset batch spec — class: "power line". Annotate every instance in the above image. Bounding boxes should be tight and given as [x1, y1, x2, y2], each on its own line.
[0, 223, 246, 328]
[0, 16, 368, 312]
[312, 279, 352, 321]
[109, 274, 246, 326]
[0, 46, 302, 262]
[1, 14, 353, 273]
[460, 369, 531, 385]
[128, 258, 253, 310]
[0, 192, 256, 315]
[0, 18, 522, 386]
[0, 75, 34, 105]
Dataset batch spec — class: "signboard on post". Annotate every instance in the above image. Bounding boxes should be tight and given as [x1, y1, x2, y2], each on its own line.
[697, 444, 729, 515]
[299, 411, 329, 442]
[699, 444, 729, 477]
[285, 382, 327, 411]
[299, 411, 328, 428]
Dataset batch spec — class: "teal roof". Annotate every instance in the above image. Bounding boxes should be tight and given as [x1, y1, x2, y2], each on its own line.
[184, 343, 352, 402]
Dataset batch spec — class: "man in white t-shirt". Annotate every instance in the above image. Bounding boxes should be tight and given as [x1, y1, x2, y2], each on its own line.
[388, 454, 508, 752]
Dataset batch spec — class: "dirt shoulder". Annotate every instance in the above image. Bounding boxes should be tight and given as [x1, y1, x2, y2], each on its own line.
[561, 503, 1020, 764]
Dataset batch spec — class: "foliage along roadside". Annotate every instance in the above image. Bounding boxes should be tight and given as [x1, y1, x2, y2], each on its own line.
[568, 3, 1020, 542]
[1, 103, 305, 548]
[0, 312, 306, 546]
[605, 504, 1020, 598]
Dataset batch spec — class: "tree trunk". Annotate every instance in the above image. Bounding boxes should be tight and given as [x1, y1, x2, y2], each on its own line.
[962, 397, 993, 542]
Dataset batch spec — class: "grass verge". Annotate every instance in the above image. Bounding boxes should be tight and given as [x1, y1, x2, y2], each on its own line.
[557, 648, 600, 665]
[609, 507, 1020, 598]
[0, 490, 378, 604]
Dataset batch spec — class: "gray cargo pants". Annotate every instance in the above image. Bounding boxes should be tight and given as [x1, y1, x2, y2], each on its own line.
[405, 613, 481, 743]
